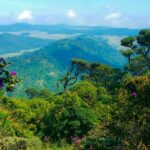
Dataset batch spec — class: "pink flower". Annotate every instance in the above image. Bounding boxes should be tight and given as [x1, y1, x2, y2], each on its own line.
[76, 139, 81, 144]
[131, 92, 137, 97]
[89, 145, 94, 150]
[71, 136, 81, 145]
[11, 71, 16, 76]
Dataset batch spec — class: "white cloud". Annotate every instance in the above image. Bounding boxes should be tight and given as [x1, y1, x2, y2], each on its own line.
[18, 10, 32, 21]
[66, 9, 77, 18]
[104, 12, 122, 20]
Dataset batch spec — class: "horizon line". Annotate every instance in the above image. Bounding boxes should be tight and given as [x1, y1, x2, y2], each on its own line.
[0, 22, 146, 30]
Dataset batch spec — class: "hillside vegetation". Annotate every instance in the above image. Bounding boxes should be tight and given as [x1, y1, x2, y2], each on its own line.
[0, 29, 150, 150]
[0, 33, 53, 54]
[8, 35, 126, 97]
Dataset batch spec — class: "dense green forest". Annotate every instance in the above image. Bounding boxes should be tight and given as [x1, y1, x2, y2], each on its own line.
[0, 29, 150, 150]
[8, 35, 126, 97]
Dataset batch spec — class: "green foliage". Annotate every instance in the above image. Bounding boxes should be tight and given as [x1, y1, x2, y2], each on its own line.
[82, 62, 124, 91]
[137, 30, 150, 47]
[0, 136, 43, 150]
[43, 92, 98, 141]
[0, 112, 14, 138]
[8, 35, 126, 97]
[38, 89, 52, 99]
[82, 136, 119, 150]
[0, 33, 52, 54]
[121, 37, 136, 48]
[25, 88, 39, 99]
[0, 29, 149, 149]
[25, 88, 52, 100]
[121, 29, 150, 76]
[0, 97, 53, 138]
[0, 137, 28, 150]
[107, 76, 150, 149]
[60, 58, 90, 91]
[97, 86, 112, 104]
[70, 81, 97, 106]
[0, 89, 5, 99]
[0, 58, 19, 92]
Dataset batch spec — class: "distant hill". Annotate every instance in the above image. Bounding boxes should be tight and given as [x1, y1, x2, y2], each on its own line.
[0, 33, 53, 54]
[7, 35, 126, 96]
[39, 35, 126, 67]
[0, 23, 140, 36]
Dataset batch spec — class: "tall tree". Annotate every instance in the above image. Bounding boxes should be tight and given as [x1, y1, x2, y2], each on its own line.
[60, 58, 90, 91]
[120, 30, 150, 76]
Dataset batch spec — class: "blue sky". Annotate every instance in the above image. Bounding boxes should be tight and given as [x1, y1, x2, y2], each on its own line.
[0, 0, 150, 28]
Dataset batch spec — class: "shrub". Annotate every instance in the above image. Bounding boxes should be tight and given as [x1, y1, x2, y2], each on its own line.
[43, 91, 98, 141]
[70, 81, 97, 106]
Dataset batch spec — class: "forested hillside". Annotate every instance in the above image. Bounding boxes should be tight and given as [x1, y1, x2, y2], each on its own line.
[1, 24, 140, 97]
[0, 29, 150, 150]
[0, 33, 53, 54]
[7, 35, 126, 96]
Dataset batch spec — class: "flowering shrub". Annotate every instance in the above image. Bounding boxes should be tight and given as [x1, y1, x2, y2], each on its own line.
[71, 136, 81, 145]
[0, 58, 19, 91]
[11, 71, 17, 76]
[131, 92, 137, 97]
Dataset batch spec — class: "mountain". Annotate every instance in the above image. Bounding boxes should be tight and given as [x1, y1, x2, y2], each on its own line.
[7, 35, 126, 96]
[0, 23, 141, 97]
[0, 23, 140, 36]
[0, 33, 53, 54]
[39, 35, 126, 67]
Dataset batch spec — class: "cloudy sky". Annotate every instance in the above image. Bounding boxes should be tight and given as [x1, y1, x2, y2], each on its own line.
[0, 0, 150, 28]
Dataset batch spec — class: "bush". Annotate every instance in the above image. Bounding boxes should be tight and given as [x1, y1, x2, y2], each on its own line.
[43, 91, 98, 141]
[70, 81, 97, 106]
[0, 137, 43, 150]
[82, 136, 119, 150]
[0, 137, 27, 150]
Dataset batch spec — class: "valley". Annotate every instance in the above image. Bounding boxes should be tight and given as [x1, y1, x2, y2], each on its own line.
[0, 23, 140, 97]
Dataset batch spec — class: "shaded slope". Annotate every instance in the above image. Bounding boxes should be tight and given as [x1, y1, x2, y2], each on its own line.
[0, 33, 53, 54]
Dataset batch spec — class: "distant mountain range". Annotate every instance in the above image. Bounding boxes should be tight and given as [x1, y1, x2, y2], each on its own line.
[0, 23, 141, 96]
[0, 23, 141, 36]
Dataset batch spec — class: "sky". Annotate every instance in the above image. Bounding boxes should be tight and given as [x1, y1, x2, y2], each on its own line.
[0, 0, 150, 28]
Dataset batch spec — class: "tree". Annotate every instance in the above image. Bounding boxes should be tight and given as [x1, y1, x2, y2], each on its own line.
[60, 58, 90, 91]
[120, 49, 134, 65]
[108, 76, 150, 149]
[38, 89, 52, 100]
[88, 63, 113, 88]
[83, 62, 124, 91]
[70, 81, 97, 106]
[120, 30, 150, 76]
[25, 88, 39, 99]
[43, 92, 98, 141]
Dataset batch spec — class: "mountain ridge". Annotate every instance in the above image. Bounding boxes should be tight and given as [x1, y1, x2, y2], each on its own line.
[0, 23, 141, 36]
[0, 33, 53, 54]
[7, 35, 126, 96]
